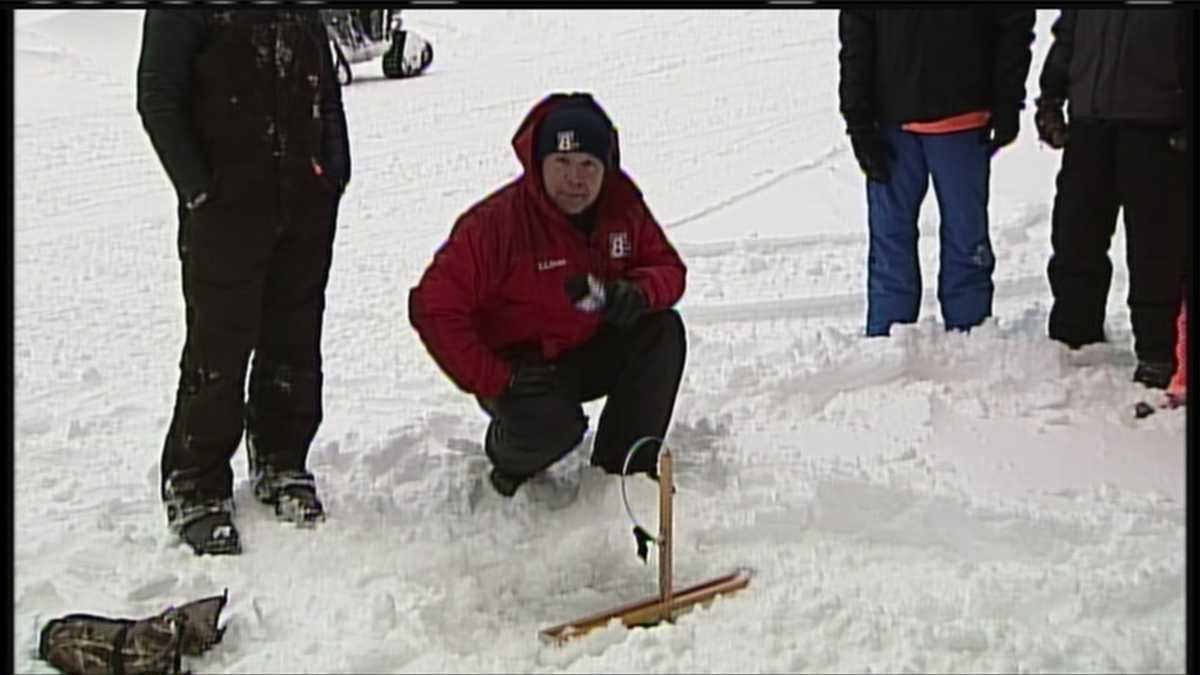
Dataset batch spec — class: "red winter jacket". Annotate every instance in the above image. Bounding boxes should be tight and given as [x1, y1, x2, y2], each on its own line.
[408, 94, 687, 399]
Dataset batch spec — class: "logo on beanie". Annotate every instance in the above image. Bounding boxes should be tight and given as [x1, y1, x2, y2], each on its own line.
[609, 232, 630, 259]
[556, 130, 580, 152]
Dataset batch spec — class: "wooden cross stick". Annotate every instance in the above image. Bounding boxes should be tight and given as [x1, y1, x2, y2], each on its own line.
[538, 444, 751, 646]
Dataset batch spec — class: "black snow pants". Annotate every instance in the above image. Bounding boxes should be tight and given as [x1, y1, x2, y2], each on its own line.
[161, 160, 341, 499]
[1047, 120, 1189, 365]
[478, 309, 687, 479]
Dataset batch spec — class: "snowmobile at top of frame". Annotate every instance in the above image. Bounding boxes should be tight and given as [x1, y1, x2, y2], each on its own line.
[320, 9, 433, 85]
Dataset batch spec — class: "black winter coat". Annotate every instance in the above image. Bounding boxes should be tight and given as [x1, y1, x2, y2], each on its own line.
[838, 8, 1036, 131]
[1038, 9, 1191, 126]
[137, 10, 350, 204]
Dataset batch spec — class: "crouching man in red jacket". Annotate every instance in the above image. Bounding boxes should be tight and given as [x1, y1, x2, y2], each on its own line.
[409, 92, 688, 498]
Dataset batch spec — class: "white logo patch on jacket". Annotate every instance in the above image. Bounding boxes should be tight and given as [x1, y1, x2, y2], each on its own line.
[609, 232, 631, 259]
[537, 258, 567, 271]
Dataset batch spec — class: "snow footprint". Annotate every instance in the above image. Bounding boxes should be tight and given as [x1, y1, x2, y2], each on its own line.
[126, 573, 180, 602]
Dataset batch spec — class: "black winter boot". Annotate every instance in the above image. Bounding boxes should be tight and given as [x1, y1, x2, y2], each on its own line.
[252, 467, 326, 526]
[246, 431, 325, 526]
[1133, 361, 1175, 389]
[164, 476, 241, 556]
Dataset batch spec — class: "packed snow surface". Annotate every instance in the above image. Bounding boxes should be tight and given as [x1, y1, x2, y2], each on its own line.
[14, 9, 1185, 674]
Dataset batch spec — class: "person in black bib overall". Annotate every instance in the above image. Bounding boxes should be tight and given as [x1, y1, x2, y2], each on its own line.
[137, 9, 351, 554]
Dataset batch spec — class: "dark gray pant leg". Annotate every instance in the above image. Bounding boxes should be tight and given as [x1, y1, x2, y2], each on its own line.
[1116, 125, 1188, 365]
[478, 309, 686, 479]
[161, 193, 274, 499]
[1047, 121, 1121, 348]
[575, 309, 687, 474]
[479, 391, 588, 480]
[245, 187, 339, 473]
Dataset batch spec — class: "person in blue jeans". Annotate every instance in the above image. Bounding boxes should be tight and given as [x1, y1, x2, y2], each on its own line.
[838, 9, 1035, 336]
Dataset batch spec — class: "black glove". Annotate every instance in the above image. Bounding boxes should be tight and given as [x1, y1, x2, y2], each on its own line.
[313, 159, 348, 196]
[506, 360, 558, 398]
[849, 128, 892, 183]
[565, 273, 605, 312]
[983, 107, 1020, 154]
[602, 279, 648, 327]
[184, 190, 210, 211]
[1034, 98, 1068, 149]
[184, 171, 214, 211]
[1168, 128, 1189, 154]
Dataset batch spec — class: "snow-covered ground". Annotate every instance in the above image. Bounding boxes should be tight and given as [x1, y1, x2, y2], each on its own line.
[13, 9, 1186, 674]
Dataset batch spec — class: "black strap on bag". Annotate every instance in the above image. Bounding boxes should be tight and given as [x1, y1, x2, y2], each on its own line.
[109, 623, 130, 675]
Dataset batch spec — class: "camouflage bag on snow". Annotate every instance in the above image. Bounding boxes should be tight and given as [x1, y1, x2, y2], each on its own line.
[38, 590, 228, 675]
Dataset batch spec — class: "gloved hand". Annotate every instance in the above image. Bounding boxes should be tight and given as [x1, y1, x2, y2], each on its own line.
[849, 128, 892, 182]
[565, 273, 606, 313]
[505, 360, 558, 398]
[983, 107, 1020, 154]
[1033, 98, 1069, 149]
[185, 190, 210, 211]
[602, 279, 648, 327]
[313, 159, 348, 196]
[1168, 128, 1189, 154]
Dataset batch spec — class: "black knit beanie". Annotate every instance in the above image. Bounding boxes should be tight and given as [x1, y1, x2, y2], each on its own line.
[535, 103, 613, 167]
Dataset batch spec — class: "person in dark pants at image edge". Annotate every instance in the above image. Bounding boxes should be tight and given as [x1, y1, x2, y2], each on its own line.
[838, 9, 1036, 337]
[409, 93, 688, 498]
[1035, 9, 1193, 389]
[137, 9, 351, 555]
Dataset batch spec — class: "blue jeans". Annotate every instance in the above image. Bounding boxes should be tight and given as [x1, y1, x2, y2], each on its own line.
[865, 126, 994, 336]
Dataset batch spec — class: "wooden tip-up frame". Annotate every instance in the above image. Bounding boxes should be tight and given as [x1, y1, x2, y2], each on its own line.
[539, 448, 752, 645]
